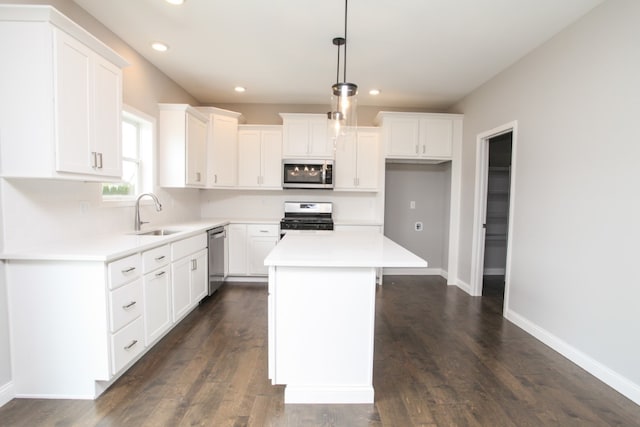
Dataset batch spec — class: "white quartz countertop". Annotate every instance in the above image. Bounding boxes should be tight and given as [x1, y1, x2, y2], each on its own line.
[0, 220, 233, 262]
[264, 231, 428, 268]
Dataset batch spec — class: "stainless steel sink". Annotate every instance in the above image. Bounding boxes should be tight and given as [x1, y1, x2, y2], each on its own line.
[136, 229, 182, 236]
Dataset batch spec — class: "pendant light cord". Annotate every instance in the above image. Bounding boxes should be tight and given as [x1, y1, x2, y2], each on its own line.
[343, 0, 348, 83]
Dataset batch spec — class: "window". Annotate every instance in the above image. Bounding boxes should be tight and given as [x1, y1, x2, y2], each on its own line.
[102, 106, 155, 200]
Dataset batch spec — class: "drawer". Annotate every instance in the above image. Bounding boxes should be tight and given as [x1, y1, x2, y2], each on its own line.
[109, 279, 143, 332]
[172, 233, 207, 261]
[247, 224, 278, 237]
[108, 253, 142, 289]
[142, 244, 170, 273]
[111, 316, 144, 375]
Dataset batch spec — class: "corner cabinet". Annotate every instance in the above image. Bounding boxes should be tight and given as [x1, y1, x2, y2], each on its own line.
[334, 128, 380, 192]
[375, 112, 463, 162]
[159, 104, 209, 188]
[228, 223, 278, 276]
[0, 5, 129, 181]
[237, 125, 283, 189]
[280, 113, 333, 158]
[195, 107, 243, 188]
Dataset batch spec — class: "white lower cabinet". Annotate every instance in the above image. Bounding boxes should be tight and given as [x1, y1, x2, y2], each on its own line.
[171, 234, 208, 322]
[4, 231, 210, 399]
[228, 223, 278, 276]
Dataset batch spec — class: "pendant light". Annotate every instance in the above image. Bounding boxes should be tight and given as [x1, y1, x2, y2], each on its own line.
[328, 0, 357, 139]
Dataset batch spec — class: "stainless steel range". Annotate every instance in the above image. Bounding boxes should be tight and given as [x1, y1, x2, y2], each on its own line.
[279, 202, 334, 236]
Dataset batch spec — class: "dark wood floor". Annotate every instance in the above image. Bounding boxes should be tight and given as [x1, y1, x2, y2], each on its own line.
[1, 276, 639, 426]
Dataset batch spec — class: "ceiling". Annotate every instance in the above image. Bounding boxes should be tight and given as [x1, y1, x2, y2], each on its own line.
[73, 0, 604, 110]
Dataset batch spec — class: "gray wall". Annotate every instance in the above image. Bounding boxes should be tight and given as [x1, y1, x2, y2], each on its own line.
[384, 163, 449, 270]
[454, 0, 640, 399]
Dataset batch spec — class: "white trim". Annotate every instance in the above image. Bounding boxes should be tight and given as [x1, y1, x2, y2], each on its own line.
[446, 118, 463, 287]
[0, 381, 15, 408]
[225, 276, 268, 283]
[505, 309, 640, 406]
[470, 121, 518, 304]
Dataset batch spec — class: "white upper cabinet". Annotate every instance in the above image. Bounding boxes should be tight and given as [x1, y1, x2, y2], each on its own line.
[375, 112, 463, 162]
[238, 125, 282, 189]
[195, 107, 242, 188]
[334, 128, 380, 192]
[0, 5, 128, 181]
[280, 113, 333, 158]
[158, 104, 208, 188]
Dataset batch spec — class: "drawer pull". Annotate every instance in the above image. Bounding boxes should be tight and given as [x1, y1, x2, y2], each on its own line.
[155, 255, 166, 261]
[121, 267, 136, 274]
[122, 301, 137, 310]
[155, 271, 166, 277]
[124, 340, 138, 351]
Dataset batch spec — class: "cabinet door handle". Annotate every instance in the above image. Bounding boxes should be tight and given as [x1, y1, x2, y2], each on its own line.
[97, 152, 103, 169]
[214, 174, 218, 184]
[124, 340, 138, 351]
[191, 259, 197, 271]
[155, 271, 166, 277]
[121, 267, 136, 274]
[196, 172, 202, 182]
[122, 301, 137, 310]
[154, 255, 166, 261]
[91, 151, 98, 168]
[415, 145, 419, 154]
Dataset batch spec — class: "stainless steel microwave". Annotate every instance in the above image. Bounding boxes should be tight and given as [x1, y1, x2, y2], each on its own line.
[282, 159, 334, 189]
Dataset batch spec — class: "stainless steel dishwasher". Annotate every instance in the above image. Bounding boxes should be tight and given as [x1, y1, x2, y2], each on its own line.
[207, 226, 226, 295]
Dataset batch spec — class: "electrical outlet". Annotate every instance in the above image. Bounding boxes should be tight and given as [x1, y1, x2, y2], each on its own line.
[415, 221, 423, 231]
[410, 200, 416, 209]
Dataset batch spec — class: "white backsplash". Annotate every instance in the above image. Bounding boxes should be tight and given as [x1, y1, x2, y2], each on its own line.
[1, 179, 201, 252]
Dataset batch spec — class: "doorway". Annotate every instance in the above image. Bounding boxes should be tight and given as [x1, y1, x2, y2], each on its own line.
[470, 122, 517, 312]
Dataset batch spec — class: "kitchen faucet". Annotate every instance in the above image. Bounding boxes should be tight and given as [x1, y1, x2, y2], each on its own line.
[134, 193, 163, 231]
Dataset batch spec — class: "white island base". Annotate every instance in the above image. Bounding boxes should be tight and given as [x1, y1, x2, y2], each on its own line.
[265, 231, 427, 404]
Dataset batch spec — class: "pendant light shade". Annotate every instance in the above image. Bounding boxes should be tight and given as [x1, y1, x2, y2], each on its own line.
[328, 1, 358, 139]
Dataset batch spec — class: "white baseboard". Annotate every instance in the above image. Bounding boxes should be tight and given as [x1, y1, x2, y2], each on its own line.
[0, 381, 15, 408]
[505, 309, 640, 406]
[224, 276, 267, 283]
[483, 268, 505, 275]
[454, 278, 472, 294]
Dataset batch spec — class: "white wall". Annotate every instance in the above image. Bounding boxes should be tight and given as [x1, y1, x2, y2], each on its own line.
[454, 0, 640, 403]
[200, 189, 383, 224]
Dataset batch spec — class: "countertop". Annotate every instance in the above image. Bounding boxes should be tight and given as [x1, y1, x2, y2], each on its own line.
[0, 220, 233, 262]
[264, 230, 427, 268]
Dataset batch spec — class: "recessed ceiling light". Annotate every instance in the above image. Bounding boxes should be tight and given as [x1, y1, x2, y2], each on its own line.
[369, 89, 381, 96]
[151, 42, 169, 52]
[165, 0, 185, 5]
[234, 86, 246, 93]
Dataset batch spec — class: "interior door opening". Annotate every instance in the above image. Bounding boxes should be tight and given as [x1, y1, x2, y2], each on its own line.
[470, 121, 517, 312]
[482, 133, 512, 308]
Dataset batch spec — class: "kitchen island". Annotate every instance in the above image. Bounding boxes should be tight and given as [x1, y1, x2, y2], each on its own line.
[264, 231, 427, 404]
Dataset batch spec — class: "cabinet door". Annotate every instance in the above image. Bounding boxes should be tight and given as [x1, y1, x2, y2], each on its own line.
[261, 130, 283, 188]
[171, 256, 192, 322]
[143, 266, 171, 345]
[185, 113, 207, 186]
[334, 134, 357, 189]
[93, 55, 123, 178]
[282, 120, 310, 157]
[190, 249, 208, 304]
[248, 236, 277, 275]
[420, 118, 452, 158]
[54, 30, 92, 175]
[308, 118, 331, 157]
[355, 132, 379, 190]
[238, 130, 262, 187]
[209, 114, 238, 187]
[228, 224, 247, 275]
[384, 118, 420, 158]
